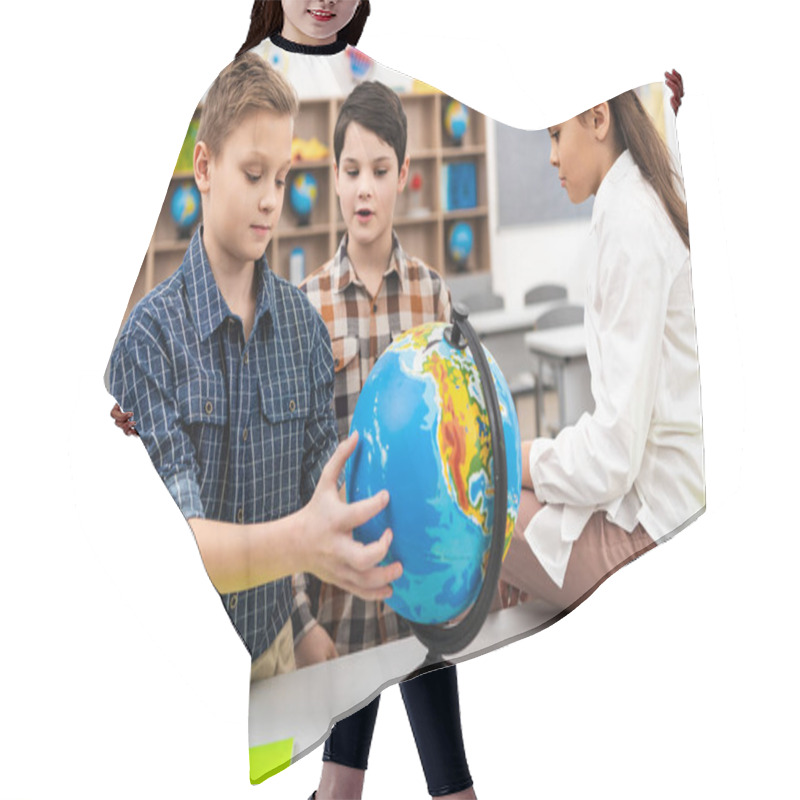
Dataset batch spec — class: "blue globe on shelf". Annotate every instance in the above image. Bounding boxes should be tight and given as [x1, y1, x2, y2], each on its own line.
[448, 221, 474, 270]
[170, 181, 201, 238]
[290, 171, 318, 226]
[444, 100, 469, 146]
[346, 321, 522, 625]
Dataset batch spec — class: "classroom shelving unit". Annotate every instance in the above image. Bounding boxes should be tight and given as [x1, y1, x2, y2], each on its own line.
[121, 91, 491, 324]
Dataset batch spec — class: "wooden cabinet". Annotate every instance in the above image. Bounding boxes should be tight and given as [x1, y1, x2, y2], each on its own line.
[122, 91, 491, 322]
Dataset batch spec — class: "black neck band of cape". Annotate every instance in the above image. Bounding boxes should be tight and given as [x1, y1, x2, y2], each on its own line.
[269, 32, 348, 55]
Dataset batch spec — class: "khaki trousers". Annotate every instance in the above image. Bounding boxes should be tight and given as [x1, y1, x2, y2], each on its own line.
[250, 618, 296, 682]
[500, 488, 656, 615]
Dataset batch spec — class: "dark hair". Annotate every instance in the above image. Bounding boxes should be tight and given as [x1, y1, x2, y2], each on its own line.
[607, 91, 690, 249]
[236, 0, 371, 59]
[333, 81, 407, 168]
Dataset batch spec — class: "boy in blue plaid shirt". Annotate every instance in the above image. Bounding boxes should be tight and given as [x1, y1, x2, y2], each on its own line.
[107, 54, 400, 680]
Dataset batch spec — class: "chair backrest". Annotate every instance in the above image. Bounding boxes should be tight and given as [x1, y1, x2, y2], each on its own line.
[461, 292, 505, 312]
[524, 283, 568, 305]
[534, 303, 584, 330]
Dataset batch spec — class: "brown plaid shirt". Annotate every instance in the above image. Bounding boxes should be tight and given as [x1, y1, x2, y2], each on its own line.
[292, 232, 451, 654]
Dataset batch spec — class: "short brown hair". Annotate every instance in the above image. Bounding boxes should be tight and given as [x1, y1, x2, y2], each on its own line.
[197, 52, 298, 157]
[333, 82, 407, 168]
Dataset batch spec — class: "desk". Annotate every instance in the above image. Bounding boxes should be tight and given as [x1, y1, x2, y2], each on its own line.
[248, 601, 560, 769]
[469, 301, 565, 337]
[525, 325, 593, 435]
[469, 302, 567, 432]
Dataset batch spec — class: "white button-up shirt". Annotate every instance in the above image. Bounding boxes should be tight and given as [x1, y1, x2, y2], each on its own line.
[525, 149, 705, 587]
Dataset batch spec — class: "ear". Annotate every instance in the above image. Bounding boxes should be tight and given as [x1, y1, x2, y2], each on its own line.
[590, 102, 612, 142]
[397, 155, 410, 193]
[194, 140, 212, 194]
[333, 160, 341, 196]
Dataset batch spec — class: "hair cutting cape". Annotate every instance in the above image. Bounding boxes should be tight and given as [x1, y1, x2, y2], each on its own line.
[105, 36, 704, 785]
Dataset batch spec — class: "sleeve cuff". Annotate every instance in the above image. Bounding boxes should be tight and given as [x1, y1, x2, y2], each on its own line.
[529, 438, 553, 503]
[163, 470, 204, 519]
[291, 573, 319, 646]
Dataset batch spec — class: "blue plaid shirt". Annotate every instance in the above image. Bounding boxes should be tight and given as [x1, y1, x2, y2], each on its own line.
[108, 229, 337, 660]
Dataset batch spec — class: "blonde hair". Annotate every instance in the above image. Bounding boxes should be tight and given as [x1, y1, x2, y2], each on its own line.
[600, 91, 690, 249]
[197, 52, 298, 157]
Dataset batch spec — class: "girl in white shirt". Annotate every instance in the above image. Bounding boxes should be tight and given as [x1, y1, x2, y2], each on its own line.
[500, 90, 704, 613]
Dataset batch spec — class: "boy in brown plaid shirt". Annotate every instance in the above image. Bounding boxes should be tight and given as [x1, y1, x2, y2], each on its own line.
[294, 82, 475, 800]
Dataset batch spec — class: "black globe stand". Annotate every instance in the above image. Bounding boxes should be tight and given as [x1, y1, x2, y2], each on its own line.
[403, 303, 508, 682]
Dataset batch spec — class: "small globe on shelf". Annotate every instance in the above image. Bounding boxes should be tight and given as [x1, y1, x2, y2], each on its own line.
[448, 221, 474, 271]
[289, 171, 319, 226]
[170, 181, 201, 238]
[444, 100, 469, 146]
[346, 321, 522, 625]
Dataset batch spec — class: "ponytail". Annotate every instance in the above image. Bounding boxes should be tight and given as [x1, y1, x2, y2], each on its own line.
[609, 91, 690, 250]
[236, 1, 371, 60]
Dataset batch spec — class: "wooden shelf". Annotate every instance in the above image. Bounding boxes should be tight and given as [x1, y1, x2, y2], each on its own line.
[123, 89, 492, 323]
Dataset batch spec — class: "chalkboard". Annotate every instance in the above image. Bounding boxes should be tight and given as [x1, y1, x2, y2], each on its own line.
[495, 123, 593, 228]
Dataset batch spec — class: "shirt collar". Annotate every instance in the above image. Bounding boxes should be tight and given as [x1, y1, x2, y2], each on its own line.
[591, 148, 636, 231]
[331, 232, 406, 294]
[182, 227, 274, 342]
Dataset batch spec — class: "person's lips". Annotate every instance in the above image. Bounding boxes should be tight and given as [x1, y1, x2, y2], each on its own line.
[308, 9, 335, 21]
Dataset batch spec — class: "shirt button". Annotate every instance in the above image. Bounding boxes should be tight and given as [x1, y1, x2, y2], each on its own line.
[372, 303, 378, 312]
[334, 358, 340, 367]
[204, 401, 213, 415]
[243, 353, 249, 365]
[242, 428, 248, 442]
[229, 595, 238, 611]
[289, 399, 296, 412]
[237, 507, 244, 523]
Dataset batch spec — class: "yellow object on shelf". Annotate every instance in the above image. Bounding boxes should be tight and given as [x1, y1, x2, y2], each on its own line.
[292, 136, 330, 163]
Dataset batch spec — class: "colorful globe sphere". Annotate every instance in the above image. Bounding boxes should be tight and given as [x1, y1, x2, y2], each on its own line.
[170, 181, 200, 235]
[290, 172, 319, 222]
[444, 100, 469, 145]
[448, 222, 474, 267]
[346, 321, 522, 625]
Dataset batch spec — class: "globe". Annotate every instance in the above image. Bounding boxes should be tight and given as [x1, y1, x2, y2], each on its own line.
[170, 181, 201, 236]
[346, 321, 522, 625]
[290, 171, 318, 224]
[448, 222, 474, 268]
[444, 100, 469, 145]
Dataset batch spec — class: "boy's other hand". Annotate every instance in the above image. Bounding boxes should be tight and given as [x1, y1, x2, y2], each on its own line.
[294, 623, 338, 669]
[302, 432, 402, 601]
[110, 403, 139, 437]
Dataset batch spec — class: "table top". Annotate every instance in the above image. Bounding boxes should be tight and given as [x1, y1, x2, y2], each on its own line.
[469, 300, 565, 336]
[248, 601, 560, 760]
[524, 325, 586, 359]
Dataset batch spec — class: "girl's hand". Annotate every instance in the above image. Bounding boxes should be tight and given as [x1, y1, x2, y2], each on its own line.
[110, 403, 139, 437]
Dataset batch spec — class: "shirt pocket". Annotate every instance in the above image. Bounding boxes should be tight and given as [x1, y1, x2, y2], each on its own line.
[258, 373, 310, 499]
[176, 373, 228, 427]
[331, 336, 359, 375]
[175, 373, 229, 482]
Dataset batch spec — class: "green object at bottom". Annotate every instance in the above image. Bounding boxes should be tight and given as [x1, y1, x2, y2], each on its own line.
[249, 737, 294, 784]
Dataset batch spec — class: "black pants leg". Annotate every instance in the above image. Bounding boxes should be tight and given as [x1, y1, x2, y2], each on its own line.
[323, 665, 473, 797]
[400, 664, 473, 797]
[323, 694, 381, 770]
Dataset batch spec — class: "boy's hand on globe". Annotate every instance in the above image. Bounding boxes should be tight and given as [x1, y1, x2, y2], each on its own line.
[302, 432, 403, 601]
[294, 623, 338, 669]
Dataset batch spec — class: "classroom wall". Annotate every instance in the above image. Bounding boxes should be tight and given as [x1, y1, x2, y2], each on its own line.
[485, 88, 680, 309]
[485, 119, 592, 307]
